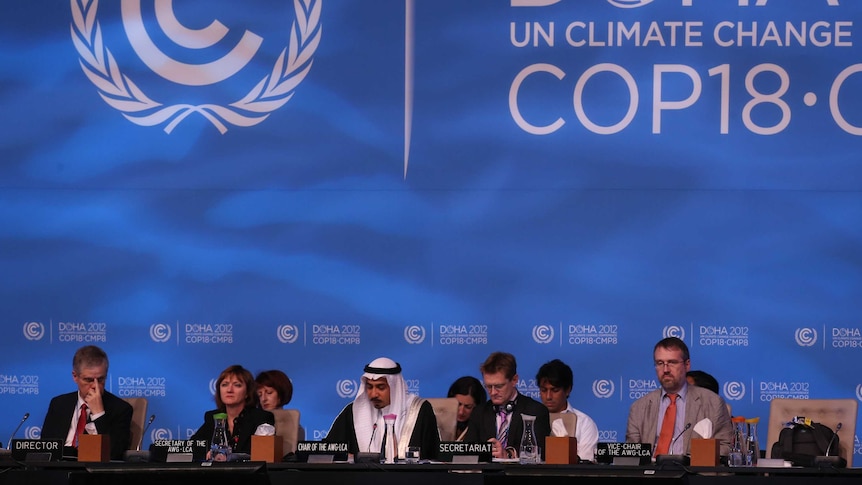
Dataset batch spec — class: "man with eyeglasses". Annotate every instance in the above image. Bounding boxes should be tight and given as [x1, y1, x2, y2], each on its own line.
[626, 337, 732, 458]
[463, 351, 550, 459]
[41, 345, 133, 460]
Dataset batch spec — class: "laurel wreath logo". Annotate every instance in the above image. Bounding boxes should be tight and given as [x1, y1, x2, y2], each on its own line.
[71, 0, 321, 134]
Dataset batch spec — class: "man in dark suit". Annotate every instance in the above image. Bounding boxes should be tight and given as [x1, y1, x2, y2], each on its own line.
[464, 351, 550, 460]
[41, 345, 132, 461]
[626, 337, 732, 457]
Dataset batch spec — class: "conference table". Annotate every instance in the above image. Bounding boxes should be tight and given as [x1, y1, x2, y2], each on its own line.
[2, 460, 860, 485]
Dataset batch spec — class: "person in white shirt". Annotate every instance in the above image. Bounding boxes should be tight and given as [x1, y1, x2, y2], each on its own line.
[536, 358, 599, 462]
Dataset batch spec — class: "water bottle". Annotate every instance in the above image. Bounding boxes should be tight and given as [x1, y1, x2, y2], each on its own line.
[209, 412, 231, 462]
[728, 416, 746, 467]
[383, 414, 398, 464]
[745, 417, 760, 466]
[519, 414, 539, 464]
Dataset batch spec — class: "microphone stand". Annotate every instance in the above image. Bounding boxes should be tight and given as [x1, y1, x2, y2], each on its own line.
[123, 414, 156, 462]
[655, 423, 692, 468]
[814, 423, 846, 468]
[5, 413, 30, 450]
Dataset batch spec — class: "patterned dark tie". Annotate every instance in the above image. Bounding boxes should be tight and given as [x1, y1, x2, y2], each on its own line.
[496, 407, 510, 448]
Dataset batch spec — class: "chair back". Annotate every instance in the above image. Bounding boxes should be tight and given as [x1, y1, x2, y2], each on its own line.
[549, 412, 578, 437]
[426, 397, 460, 442]
[766, 398, 857, 466]
[122, 397, 149, 450]
[272, 408, 302, 454]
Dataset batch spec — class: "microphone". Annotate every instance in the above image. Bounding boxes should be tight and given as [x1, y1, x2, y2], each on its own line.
[367, 423, 377, 452]
[814, 422, 846, 468]
[825, 422, 842, 457]
[6, 412, 30, 450]
[669, 422, 692, 452]
[655, 423, 691, 468]
[137, 414, 156, 451]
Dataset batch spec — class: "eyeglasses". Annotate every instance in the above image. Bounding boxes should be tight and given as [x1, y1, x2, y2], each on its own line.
[484, 382, 509, 392]
[654, 360, 686, 369]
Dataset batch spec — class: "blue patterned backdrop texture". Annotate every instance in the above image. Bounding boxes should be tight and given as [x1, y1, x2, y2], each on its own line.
[1, 0, 860, 460]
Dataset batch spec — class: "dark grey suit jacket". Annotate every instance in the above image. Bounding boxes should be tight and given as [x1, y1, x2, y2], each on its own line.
[41, 390, 133, 460]
[626, 384, 732, 456]
[463, 392, 551, 458]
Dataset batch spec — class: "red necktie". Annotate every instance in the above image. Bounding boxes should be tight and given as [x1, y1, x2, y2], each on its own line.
[75, 403, 88, 447]
[655, 393, 677, 455]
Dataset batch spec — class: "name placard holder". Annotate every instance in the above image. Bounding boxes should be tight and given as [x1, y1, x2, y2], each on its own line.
[11, 439, 64, 462]
[437, 441, 493, 463]
[452, 455, 479, 464]
[295, 441, 349, 463]
[166, 453, 194, 463]
[595, 442, 652, 466]
[149, 439, 208, 463]
[307, 454, 334, 463]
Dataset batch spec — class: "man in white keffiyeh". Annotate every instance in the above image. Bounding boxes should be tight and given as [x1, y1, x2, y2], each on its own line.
[323, 357, 441, 460]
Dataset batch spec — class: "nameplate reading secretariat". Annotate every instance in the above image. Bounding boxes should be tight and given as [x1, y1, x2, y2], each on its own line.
[10, 439, 63, 461]
[295, 441, 349, 462]
[149, 439, 208, 462]
[595, 442, 652, 465]
[437, 442, 492, 463]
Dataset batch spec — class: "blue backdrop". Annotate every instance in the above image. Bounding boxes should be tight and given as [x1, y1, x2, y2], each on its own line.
[1, 0, 861, 464]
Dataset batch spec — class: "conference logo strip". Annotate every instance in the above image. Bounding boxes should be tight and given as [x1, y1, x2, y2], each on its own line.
[117, 376, 167, 398]
[529, 323, 620, 346]
[148, 322, 235, 345]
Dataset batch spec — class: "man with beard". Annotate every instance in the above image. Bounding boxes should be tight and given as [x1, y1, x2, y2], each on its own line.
[626, 337, 732, 458]
[323, 357, 440, 460]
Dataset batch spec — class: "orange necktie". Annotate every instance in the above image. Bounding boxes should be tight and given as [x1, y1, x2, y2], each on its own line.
[75, 403, 88, 447]
[655, 393, 677, 455]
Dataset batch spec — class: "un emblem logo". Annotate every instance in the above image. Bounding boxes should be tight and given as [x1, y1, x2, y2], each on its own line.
[23, 322, 45, 341]
[403, 325, 426, 344]
[607, 0, 655, 7]
[723, 381, 746, 401]
[70, 0, 321, 133]
[794, 327, 817, 347]
[532, 325, 554, 344]
[663, 325, 686, 341]
[277, 324, 300, 344]
[26, 426, 41, 439]
[149, 323, 171, 343]
[336, 379, 357, 399]
[592, 379, 615, 399]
